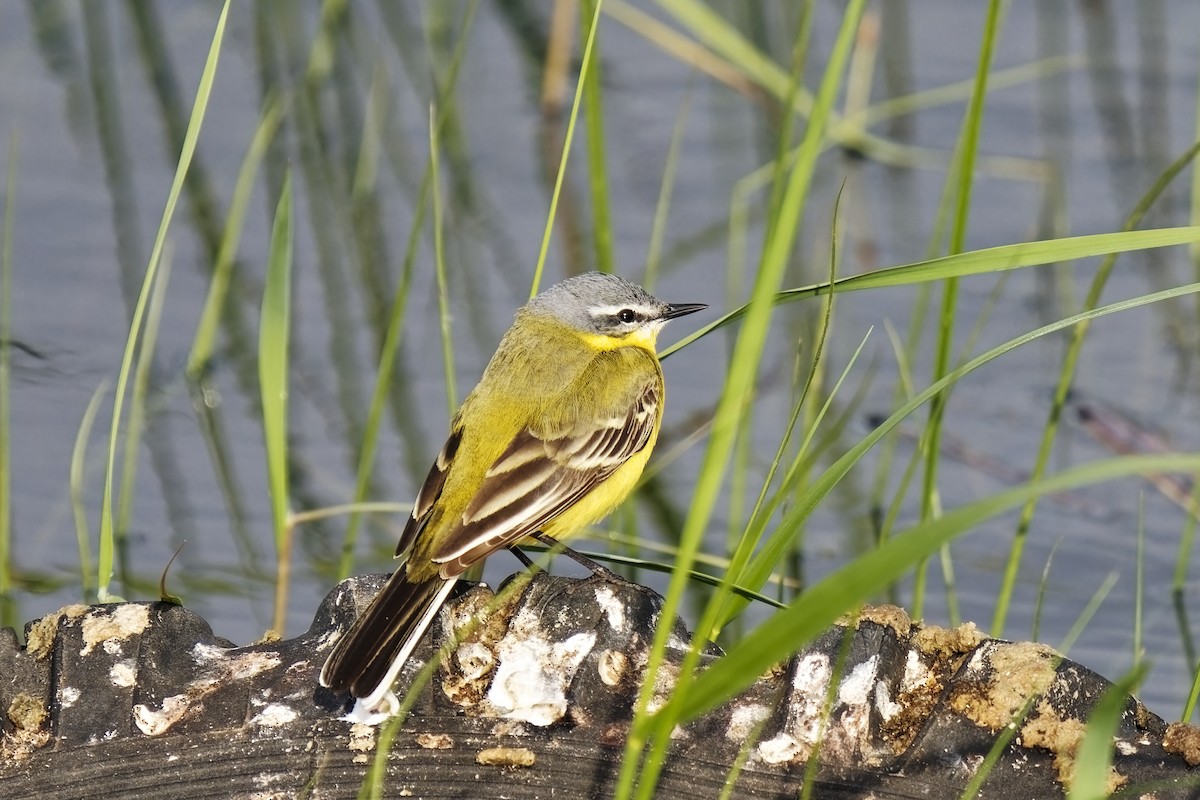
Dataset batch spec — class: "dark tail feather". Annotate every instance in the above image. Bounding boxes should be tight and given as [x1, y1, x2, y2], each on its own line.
[320, 564, 456, 708]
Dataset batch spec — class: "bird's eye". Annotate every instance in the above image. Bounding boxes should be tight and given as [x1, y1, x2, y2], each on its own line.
[618, 309, 637, 324]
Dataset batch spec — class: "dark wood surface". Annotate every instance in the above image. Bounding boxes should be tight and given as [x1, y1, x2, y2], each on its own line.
[2, 572, 1198, 798]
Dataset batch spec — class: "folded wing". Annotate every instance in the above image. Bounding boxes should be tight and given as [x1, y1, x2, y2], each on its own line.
[432, 378, 659, 576]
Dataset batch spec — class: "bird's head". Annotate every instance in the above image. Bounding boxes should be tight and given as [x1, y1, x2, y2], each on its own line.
[527, 272, 707, 351]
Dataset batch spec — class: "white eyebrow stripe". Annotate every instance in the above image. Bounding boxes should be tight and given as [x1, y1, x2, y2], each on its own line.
[588, 303, 659, 318]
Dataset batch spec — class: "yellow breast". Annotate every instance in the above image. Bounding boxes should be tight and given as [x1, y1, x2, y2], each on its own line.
[539, 425, 660, 540]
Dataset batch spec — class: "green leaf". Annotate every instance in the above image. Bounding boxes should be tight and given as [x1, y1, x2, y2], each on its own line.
[260, 172, 293, 553]
[1067, 665, 1149, 800]
[619, 2, 868, 797]
[664, 226, 1200, 359]
[187, 96, 285, 379]
[96, 0, 230, 601]
[717, 281, 1200, 627]
[677, 455, 1200, 723]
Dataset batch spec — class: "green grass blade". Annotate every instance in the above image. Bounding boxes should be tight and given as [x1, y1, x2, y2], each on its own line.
[664, 226, 1200, 359]
[655, 0, 814, 116]
[429, 109, 456, 417]
[336, 0, 480, 579]
[722, 281, 1200, 620]
[530, 0, 604, 298]
[1173, 479, 1200, 594]
[1067, 665, 1149, 800]
[618, 4, 867, 797]
[581, 0, 613, 274]
[96, 0, 230, 601]
[707, 326, 868, 640]
[873, 320, 919, 553]
[1135, 496, 1145, 666]
[0, 137, 16, 610]
[834, 227, 1200, 290]
[186, 96, 285, 379]
[70, 382, 110, 601]
[1056, 571, 1119, 657]
[115, 244, 174, 594]
[260, 172, 293, 635]
[642, 80, 693, 292]
[677, 454, 1200, 724]
[949, 0, 1003, 251]
[844, 54, 1077, 131]
[915, 0, 1004, 617]
[1030, 539, 1061, 643]
[994, 138, 1200, 637]
[1192, 62, 1200, 277]
[1183, 642, 1200, 721]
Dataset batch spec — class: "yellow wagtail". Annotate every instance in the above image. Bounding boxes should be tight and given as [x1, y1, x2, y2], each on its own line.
[320, 272, 706, 712]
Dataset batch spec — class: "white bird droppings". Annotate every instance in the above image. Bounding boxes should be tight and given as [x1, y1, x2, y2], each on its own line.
[592, 586, 627, 633]
[487, 608, 596, 726]
[109, 660, 137, 688]
[251, 703, 299, 727]
[133, 694, 191, 736]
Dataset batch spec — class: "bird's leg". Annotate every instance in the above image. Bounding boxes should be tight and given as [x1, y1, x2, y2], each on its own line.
[531, 532, 624, 581]
[507, 546, 540, 572]
[527, 533, 661, 601]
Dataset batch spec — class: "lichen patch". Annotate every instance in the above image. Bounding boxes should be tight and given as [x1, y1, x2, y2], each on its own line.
[348, 722, 376, 763]
[758, 733, 803, 764]
[81, 604, 150, 656]
[192, 644, 280, 681]
[1022, 698, 1125, 794]
[646, 658, 680, 714]
[854, 604, 913, 639]
[913, 620, 985, 661]
[455, 642, 495, 681]
[823, 656, 883, 765]
[1, 692, 51, 762]
[1164, 722, 1200, 767]
[25, 604, 90, 660]
[59, 686, 82, 708]
[416, 732, 454, 750]
[948, 641, 1057, 732]
[838, 656, 878, 706]
[598, 649, 628, 687]
[874, 682, 901, 722]
[476, 746, 535, 768]
[755, 653, 831, 765]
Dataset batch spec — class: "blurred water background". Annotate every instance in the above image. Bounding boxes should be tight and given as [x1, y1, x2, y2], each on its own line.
[2, 1, 1200, 716]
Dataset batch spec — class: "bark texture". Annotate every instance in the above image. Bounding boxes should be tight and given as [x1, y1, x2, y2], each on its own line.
[1, 572, 1198, 798]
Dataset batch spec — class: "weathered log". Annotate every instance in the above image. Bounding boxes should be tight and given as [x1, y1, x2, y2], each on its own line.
[1, 571, 1198, 798]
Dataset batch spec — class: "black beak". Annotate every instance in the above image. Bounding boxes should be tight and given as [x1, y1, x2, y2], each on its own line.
[662, 302, 708, 320]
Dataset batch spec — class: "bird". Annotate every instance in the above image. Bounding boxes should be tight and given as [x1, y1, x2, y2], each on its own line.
[319, 271, 706, 714]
